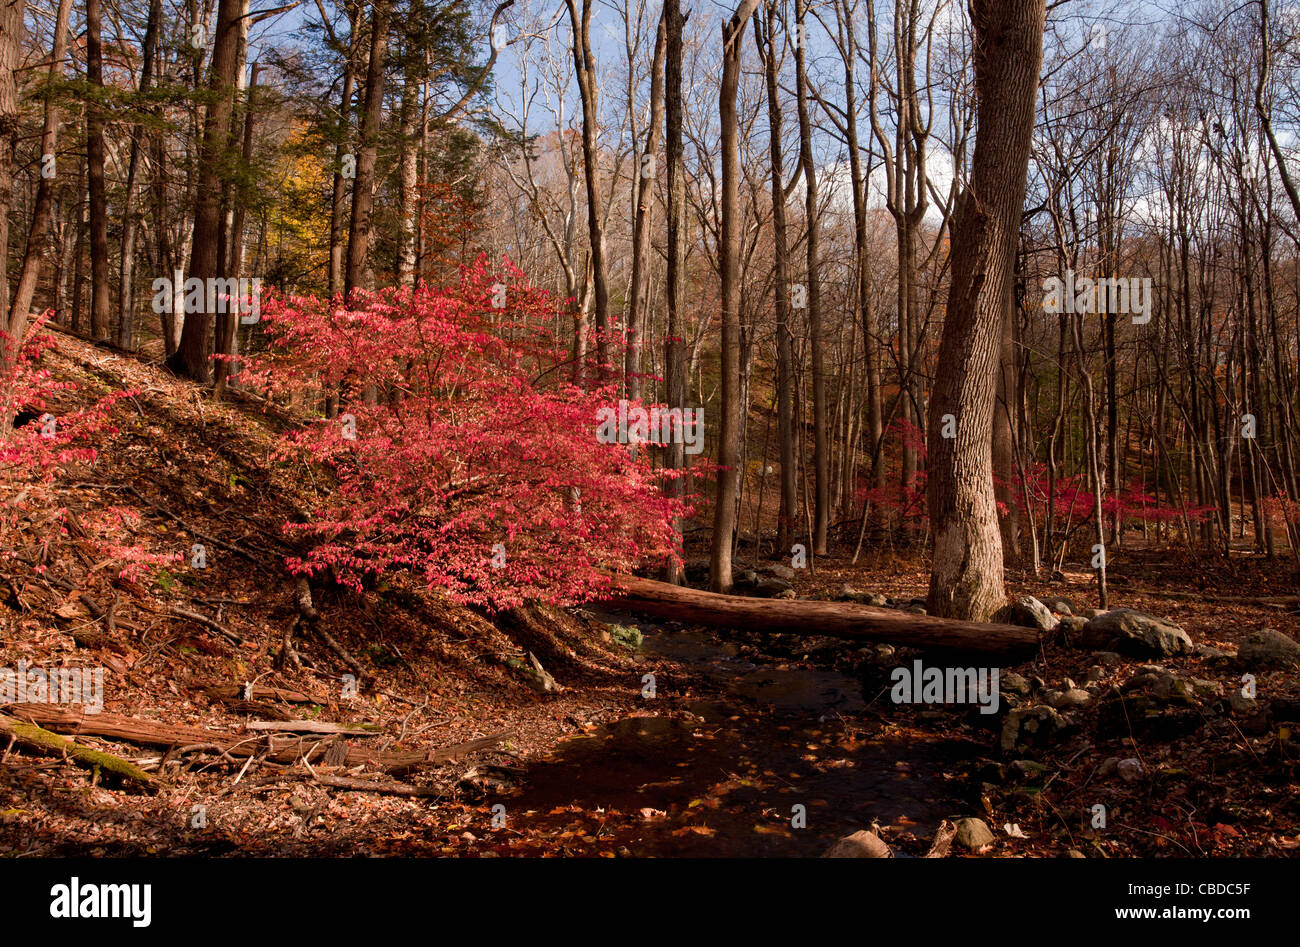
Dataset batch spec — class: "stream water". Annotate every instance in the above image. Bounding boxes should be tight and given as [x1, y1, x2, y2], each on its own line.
[498, 616, 982, 856]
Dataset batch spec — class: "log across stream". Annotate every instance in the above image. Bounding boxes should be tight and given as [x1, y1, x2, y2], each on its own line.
[600, 575, 1041, 654]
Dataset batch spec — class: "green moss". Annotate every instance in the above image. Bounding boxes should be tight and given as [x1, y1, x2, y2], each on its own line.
[4, 719, 154, 787]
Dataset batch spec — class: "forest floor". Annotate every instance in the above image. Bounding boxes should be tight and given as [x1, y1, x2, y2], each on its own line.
[1, 333, 1297, 857]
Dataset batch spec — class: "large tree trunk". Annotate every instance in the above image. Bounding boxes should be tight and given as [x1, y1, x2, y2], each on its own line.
[709, 0, 762, 593]
[663, 0, 688, 584]
[6, 0, 72, 357]
[603, 575, 1039, 654]
[0, 0, 24, 369]
[926, 0, 1045, 621]
[116, 0, 160, 351]
[565, 0, 612, 380]
[395, 34, 420, 290]
[625, 9, 666, 403]
[168, 0, 244, 382]
[344, 0, 391, 298]
[793, 0, 829, 555]
[758, 3, 797, 555]
[328, 2, 361, 300]
[86, 0, 111, 341]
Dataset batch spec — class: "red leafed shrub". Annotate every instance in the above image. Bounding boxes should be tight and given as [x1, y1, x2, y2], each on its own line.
[239, 257, 688, 611]
[1, 316, 174, 581]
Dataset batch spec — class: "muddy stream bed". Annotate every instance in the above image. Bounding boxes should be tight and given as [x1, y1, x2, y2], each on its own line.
[494, 616, 983, 856]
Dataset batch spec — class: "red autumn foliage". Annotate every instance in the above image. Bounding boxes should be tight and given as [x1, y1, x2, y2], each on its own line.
[237, 257, 690, 610]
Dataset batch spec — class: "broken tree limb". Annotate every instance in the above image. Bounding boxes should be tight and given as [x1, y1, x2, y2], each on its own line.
[245, 719, 382, 736]
[3, 704, 509, 772]
[925, 819, 957, 857]
[170, 607, 244, 644]
[599, 575, 1040, 654]
[0, 713, 155, 787]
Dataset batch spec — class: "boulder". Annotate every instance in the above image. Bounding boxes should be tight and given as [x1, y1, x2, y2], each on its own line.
[953, 817, 996, 852]
[823, 829, 892, 858]
[1077, 608, 1192, 657]
[1001, 705, 1071, 754]
[993, 596, 1059, 633]
[752, 577, 794, 598]
[1044, 597, 1075, 616]
[1046, 687, 1092, 710]
[764, 563, 797, 581]
[1237, 629, 1300, 669]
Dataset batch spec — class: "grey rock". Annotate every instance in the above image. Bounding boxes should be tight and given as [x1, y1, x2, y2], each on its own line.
[1000, 672, 1032, 697]
[823, 830, 892, 858]
[1237, 628, 1300, 669]
[837, 585, 889, 607]
[1048, 688, 1092, 710]
[752, 577, 794, 598]
[1045, 597, 1075, 616]
[953, 817, 996, 852]
[1227, 691, 1258, 714]
[1001, 704, 1070, 754]
[1078, 608, 1193, 657]
[994, 596, 1059, 632]
[1117, 758, 1144, 782]
[1056, 615, 1088, 636]
[764, 563, 797, 581]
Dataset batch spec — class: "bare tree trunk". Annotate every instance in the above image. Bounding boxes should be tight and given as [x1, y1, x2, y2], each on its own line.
[663, 0, 689, 584]
[793, 0, 828, 554]
[626, 8, 666, 403]
[709, 0, 762, 593]
[328, 2, 361, 300]
[86, 0, 112, 341]
[7, 0, 73, 352]
[344, 0, 391, 297]
[116, 0, 160, 351]
[168, 0, 244, 382]
[565, 0, 612, 379]
[0, 0, 25, 371]
[396, 32, 420, 290]
[757, 2, 797, 555]
[927, 0, 1045, 621]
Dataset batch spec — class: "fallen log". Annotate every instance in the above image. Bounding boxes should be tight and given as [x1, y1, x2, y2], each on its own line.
[0, 714, 155, 788]
[600, 575, 1040, 654]
[2, 704, 510, 772]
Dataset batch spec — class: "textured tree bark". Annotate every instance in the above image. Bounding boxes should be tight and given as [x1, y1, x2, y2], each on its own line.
[168, 0, 244, 382]
[757, 3, 797, 556]
[625, 10, 666, 403]
[602, 575, 1039, 654]
[793, 0, 829, 555]
[0, 0, 23, 366]
[663, 0, 688, 584]
[115, 0, 160, 352]
[86, 0, 112, 341]
[565, 0, 612, 379]
[6, 0, 72, 355]
[927, 0, 1045, 621]
[344, 0, 391, 298]
[993, 276, 1020, 564]
[709, 0, 762, 593]
[328, 2, 361, 301]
